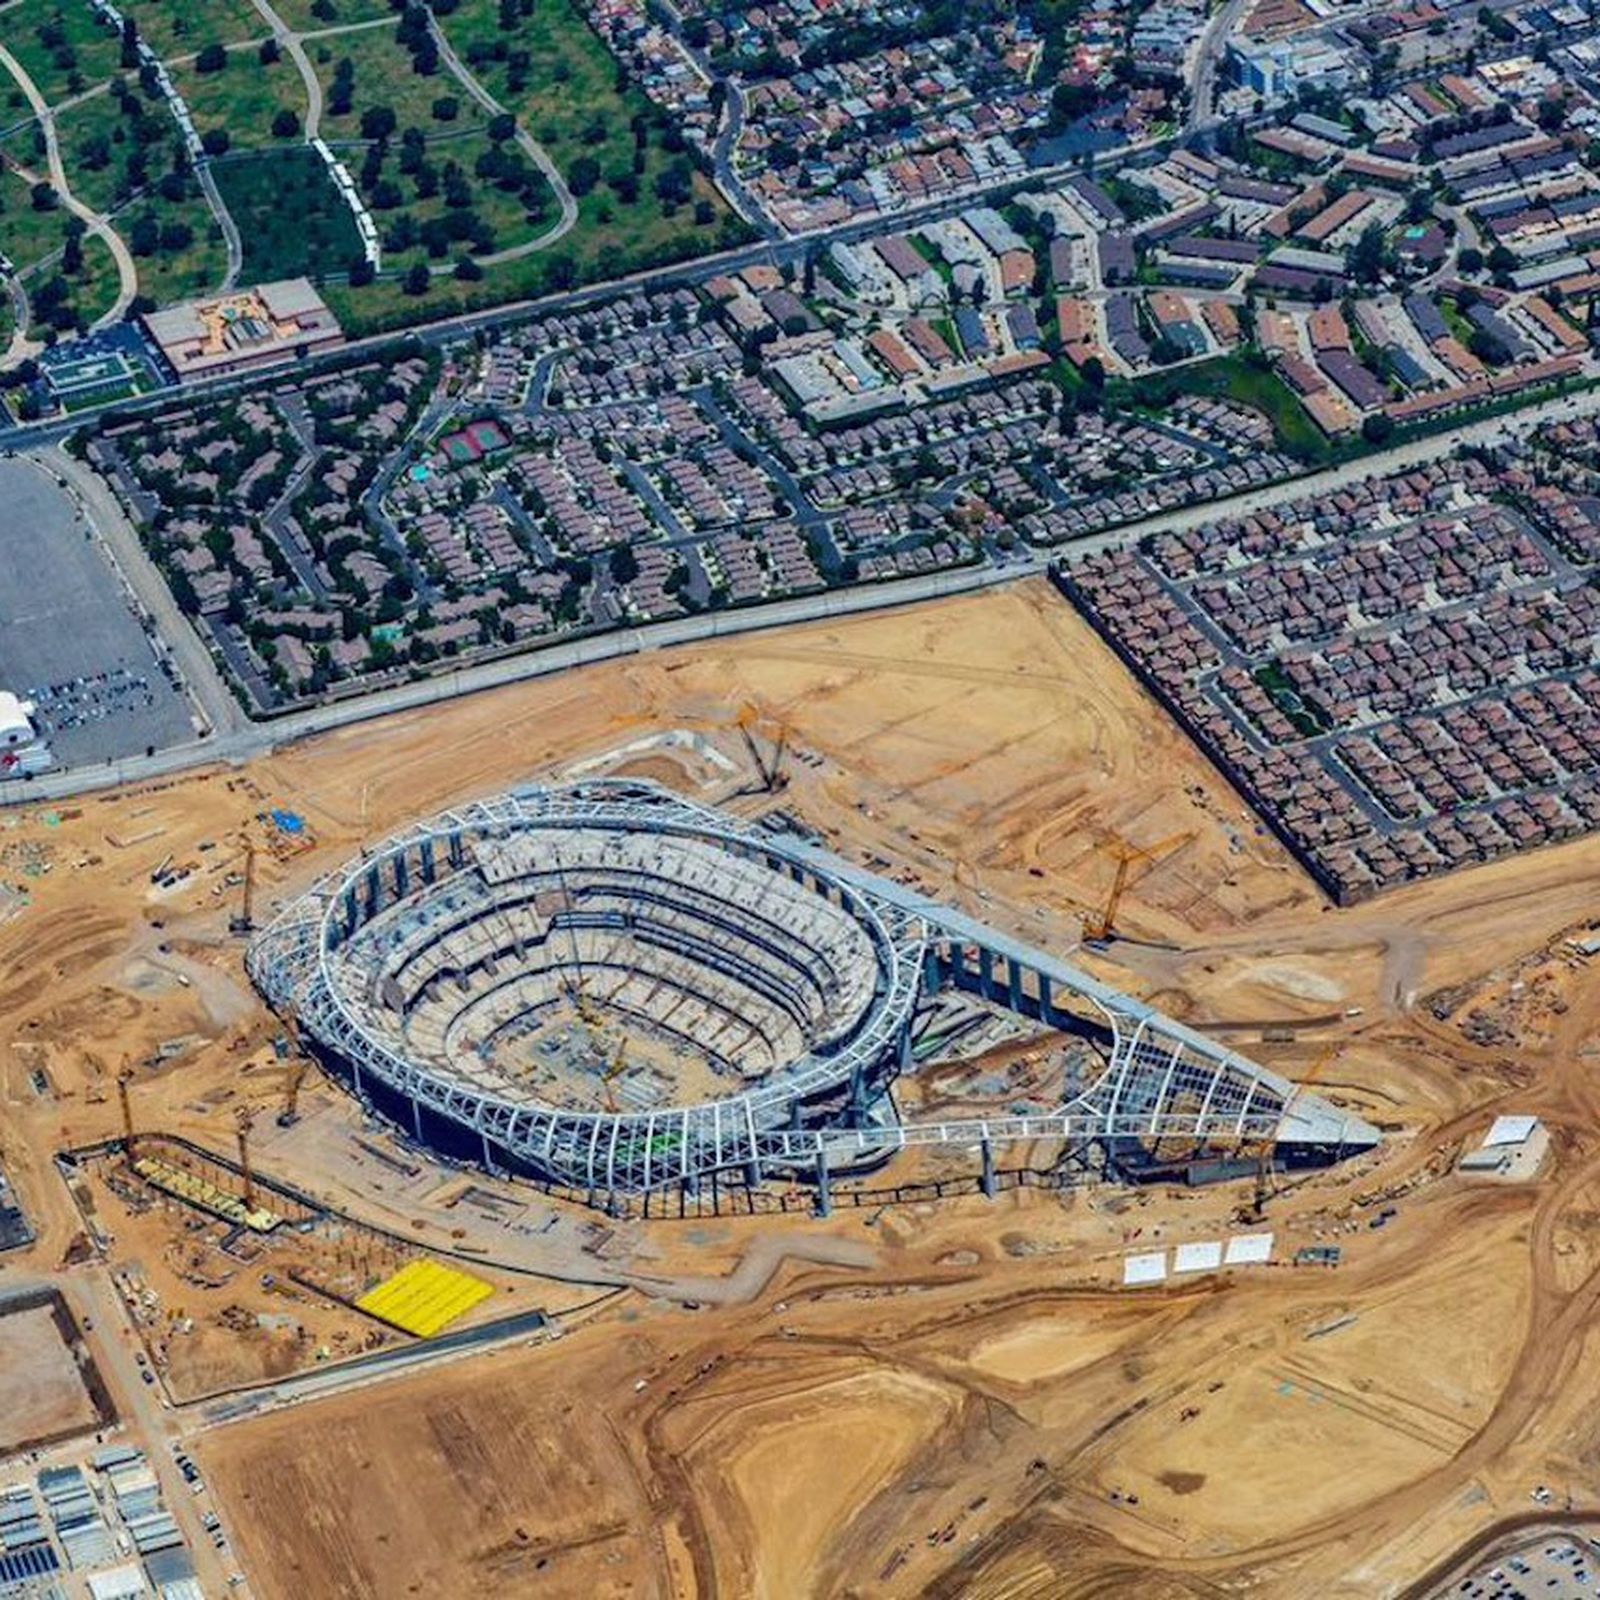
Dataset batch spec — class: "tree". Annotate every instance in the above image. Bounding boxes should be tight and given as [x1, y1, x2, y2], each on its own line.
[453, 255, 483, 280]
[195, 42, 228, 73]
[1349, 221, 1389, 284]
[611, 544, 639, 585]
[653, 160, 692, 208]
[568, 154, 601, 195]
[271, 108, 299, 139]
[347, 255, 376, 287]
[487, 112, 515, 143]
[360, 104, 397, 142]
[1361, 413, 1394, 445]
[259, 38, 281, 64]
[201, 127, 231, 157]
[402, 261, 431, 295]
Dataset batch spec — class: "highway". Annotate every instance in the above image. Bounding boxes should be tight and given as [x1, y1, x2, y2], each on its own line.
[7, 380, 1600, 807]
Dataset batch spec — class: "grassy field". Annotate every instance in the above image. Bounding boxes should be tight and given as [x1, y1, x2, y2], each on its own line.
[0, 159, 81, 273]
[2, 0, 741, 335]
[119, 0, 265, 61]
[20, 232, 123, 338]
[439, 0, 736, 278]
[1125, 351, 1333, 462]
[311, 23, 486, 138]
[210, 145, 363, 282]
[3, 0, 123, 107]
[318, 0, 742, 334]
[171, 47, 310, 148]
[120, 190, 226, 303]
[354, 125, 554, 277]
[272, 0, 396, 32]
[54, 89, 155, 215]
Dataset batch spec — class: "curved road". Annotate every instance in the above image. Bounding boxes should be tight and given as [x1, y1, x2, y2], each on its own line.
[248, 0, 326, 141]
[0, 42, 139, 329]
[195, 159, 245, 291]
[9, 377, 1600, 807]
[0, 271, 40, 370]
[426, 13, 577, 263]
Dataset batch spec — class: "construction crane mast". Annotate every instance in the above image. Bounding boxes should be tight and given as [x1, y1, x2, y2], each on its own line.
[117, 1068, 135, 1156]
[235, 1108, 256, 1212]
[736, 704, 791, 794]
[229, 830, 257, 936]
[1083, 830, 1196, 943]
[278, 1058, 308, 1128]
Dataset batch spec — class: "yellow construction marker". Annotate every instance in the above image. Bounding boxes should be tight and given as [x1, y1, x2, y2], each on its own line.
[355, 1258, 494, 1338]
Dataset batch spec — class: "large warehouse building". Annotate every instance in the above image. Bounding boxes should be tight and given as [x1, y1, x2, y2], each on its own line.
[248, 781, 1378, 1211]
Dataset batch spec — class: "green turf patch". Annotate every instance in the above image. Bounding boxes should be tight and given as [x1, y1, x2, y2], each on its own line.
[209, 145, 363, 283]
[118, 0, 264, 62]
[1122, 352, 1332, 463]
[3, 0, 123, 108]
[171, 46, 311, 149]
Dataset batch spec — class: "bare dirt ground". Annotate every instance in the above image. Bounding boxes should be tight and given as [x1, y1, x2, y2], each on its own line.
[6, 580, 1600, 1596]
[0, 1302, 98, 1448]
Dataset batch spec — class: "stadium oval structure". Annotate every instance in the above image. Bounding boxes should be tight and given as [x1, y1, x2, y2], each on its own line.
[249, 782, 1379, 1206]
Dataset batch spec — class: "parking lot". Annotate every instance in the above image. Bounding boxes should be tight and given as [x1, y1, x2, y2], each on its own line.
[0, 456, 193, 770]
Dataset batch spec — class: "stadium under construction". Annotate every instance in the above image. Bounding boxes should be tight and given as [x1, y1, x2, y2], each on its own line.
[247, 781, 1379, 1212]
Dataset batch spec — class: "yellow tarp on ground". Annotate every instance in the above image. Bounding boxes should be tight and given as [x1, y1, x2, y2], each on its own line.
[355, 1258, 494, 1338]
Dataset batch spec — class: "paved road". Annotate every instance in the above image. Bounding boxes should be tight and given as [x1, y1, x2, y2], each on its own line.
[195, 159, 244, 292]
[1187, 0, 1253, 131]
[0, 43, 139, 330]
[250, 0, 326, 141]
[45, 443, 244, 740]
[0, 271, 38, 370]
[10, 377, 1600, 805]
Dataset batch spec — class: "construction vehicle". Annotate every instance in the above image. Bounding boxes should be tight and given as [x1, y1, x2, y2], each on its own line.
[229, 830, 256, 936]
[1083, 830, 1196, 944]
[736, 704, 791, 794]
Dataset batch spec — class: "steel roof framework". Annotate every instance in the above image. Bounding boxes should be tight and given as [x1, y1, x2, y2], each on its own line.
[248, 782, 1379, 1198]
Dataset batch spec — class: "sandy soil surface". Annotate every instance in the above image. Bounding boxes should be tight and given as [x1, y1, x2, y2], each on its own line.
[0, 1304, 98, 1447]
[6, 580, 1600, 1596]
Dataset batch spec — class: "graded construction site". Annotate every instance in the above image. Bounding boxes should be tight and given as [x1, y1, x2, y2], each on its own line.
[2, 579, 1599, 1599]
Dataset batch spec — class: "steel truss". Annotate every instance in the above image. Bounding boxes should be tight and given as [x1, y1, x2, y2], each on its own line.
[248, 781, 1378, 1200]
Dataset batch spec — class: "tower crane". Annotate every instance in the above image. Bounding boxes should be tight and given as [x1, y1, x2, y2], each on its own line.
[735, 704, 792, 794]
[600, 1039, 628, 1114]
[229, 829, 257, 936]
[278, 1058, 308, 1128]
[1083, 830, 1196, 943]
[235, 1107, 257, 1213]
